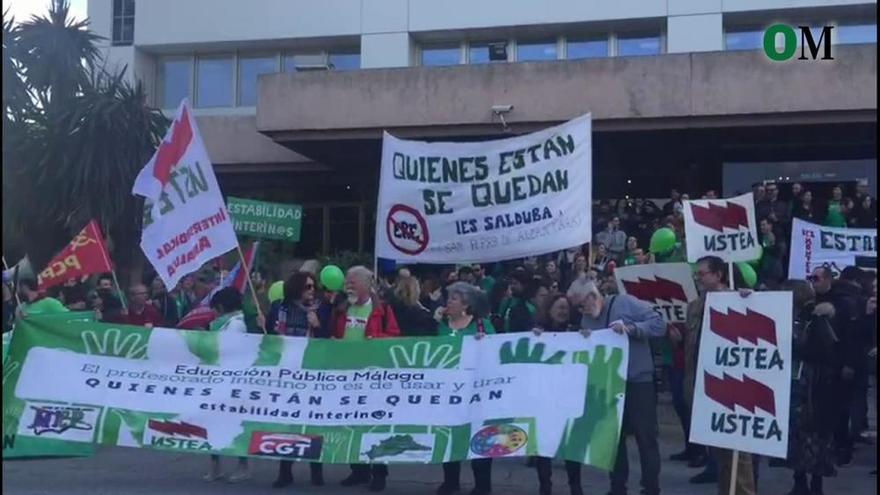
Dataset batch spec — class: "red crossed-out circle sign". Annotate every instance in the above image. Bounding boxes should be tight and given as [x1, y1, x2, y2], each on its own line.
[386, 204, 430, 256]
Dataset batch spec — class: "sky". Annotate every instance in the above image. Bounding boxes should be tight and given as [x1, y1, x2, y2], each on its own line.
[4, 0, 88, 23]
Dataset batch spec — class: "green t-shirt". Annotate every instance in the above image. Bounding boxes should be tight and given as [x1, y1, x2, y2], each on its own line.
[24, 297, 69, 316]
[479, 276, 496, 295]
[825, 200, 847, 227]
[344, 300, 373, 341]
[438, 317, 496, 337]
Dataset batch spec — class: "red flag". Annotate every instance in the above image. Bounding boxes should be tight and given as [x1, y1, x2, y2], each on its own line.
[37, 221, 113, 291]
[177, 241, 258, 329]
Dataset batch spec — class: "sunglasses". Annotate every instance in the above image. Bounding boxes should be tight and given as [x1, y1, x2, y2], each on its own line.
[305, 283, 316, 290]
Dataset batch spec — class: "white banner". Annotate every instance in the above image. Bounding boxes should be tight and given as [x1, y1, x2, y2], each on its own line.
[683, 193, 760, 263]
[133, 100, 238, 289]
[690, 292, 792, 458]
[614, 263, 698, 325]
[375, 115, 592, 263]
[788, 218, 877, 279]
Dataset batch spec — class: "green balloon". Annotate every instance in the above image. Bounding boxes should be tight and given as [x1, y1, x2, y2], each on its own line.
[268, 281, 284, 303]
[736, 262, 758, 289]
[649, 228, 677, 254]
[747, 244, 764, 268]
[320, 265, 345, 292]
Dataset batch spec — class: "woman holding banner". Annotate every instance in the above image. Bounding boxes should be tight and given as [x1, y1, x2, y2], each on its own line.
[531, 294, 587, 495]
[435, 282, 494, 495]
[781, 279, 837, 495]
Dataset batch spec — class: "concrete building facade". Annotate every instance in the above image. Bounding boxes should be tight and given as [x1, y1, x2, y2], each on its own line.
[89, 0, 877, 256]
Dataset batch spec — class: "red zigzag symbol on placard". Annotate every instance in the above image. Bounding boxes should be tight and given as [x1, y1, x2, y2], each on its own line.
[690, 201, 749, 232]
[709, 307, 777, 346]
[704, 372, 776, 415]
[621, 276, 688, 303]
[147, 419, 207, 439]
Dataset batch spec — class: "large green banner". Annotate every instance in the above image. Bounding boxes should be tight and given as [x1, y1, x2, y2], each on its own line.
[3, 316, 628, 468]
[4, 312, 98, 459]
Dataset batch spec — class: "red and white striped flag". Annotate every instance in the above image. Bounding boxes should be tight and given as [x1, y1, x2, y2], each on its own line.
[177, 241, 259, 329]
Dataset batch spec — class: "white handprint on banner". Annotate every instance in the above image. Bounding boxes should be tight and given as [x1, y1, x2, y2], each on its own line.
[389, 341, 459, 369]
[81, 328, 148, 359]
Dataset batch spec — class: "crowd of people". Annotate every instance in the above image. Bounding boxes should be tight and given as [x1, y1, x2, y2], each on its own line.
[1, 181, 876, 495]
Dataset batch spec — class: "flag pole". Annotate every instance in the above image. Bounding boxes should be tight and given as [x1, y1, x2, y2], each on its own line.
[726, 260, 739, 495]
[92, 222, 127, 312]
[236, 243, 266, 334]
[111, 271, 128, 312]
[1, 256, 23, 308]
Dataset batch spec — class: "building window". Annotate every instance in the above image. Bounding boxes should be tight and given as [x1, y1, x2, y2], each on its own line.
[617, 33, 662, 57]
[196, 56, 234, 108]
[421, 44, 461, 66]
[329, 50, 361, 70]
[517, 39, 557, 61]
[724, 29, 764, 51]
[159, 57, 191, 109]
[468, 43, 491, 64]
[112, 0, 135, 46]
[468, 41, 506, 64]
[284, 52, 328, 72]
[837, 23, 877, 44]
[238, 55, 277, 107]
[567, 37, 609, 59]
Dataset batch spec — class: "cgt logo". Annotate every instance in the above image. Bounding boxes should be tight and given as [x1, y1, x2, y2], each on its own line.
[248, 432, 323, 460]
[763, 24, 833, 61]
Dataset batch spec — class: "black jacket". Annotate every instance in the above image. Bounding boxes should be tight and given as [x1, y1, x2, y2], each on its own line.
[816, 281, 865, 371]
[389, 297, 437, 337]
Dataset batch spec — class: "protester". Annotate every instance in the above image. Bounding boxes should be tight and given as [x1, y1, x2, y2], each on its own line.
[758, 218, 786, 288]
[839, 267, 872, 446]
[175, 274, 198, 315]
[17, 279, 68, 316]
[62, 279, 88, 310]
[95, 288, 124, 323]
[685, 256, 756, 493]
[595, 217, 627, 261]
[662, 189, 682, 217]
[791, 182, 804, 200]
[202, 287, 251, 482]
[473, 264, 496, 294]
[852, 194, 876, 228]
[3, 281, 15, 332]
[266, 272, 322, 337]
[96, 273, 114, 291]
[419, 275, 444, 313]
[457, 265, 476, 286]
[150, 276, 180, 326]
[119, 284, 163, 328]
[782, 279, 837, 495]
[435, 281, 494, 495]
[592, 243, 612, 273]
[503, 271, 540, 332]
[579, 281, 665, 495]
[793, 190, 819, 222]
[823, 185, 847, 227]
[206, 287, 247, 333]
[389, 271, 437, 336]
[335, 266, 399, 491]
[810, 266, 862, 467]
[532, 294, 587, 495]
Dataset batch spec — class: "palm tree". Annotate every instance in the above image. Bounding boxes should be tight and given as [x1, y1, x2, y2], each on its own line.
[2, 1, 168, 280]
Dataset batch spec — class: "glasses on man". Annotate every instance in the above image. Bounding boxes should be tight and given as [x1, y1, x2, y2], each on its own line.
[304, 283, 316, 290]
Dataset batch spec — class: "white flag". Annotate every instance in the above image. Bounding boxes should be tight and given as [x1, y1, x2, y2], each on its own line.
[133, 99, 238, 289]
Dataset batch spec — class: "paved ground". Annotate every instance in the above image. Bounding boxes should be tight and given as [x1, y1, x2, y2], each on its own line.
[4, 394, 876, 495]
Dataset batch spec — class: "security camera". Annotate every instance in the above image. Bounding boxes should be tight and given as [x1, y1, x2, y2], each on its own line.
[491, 104, 514, 114]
